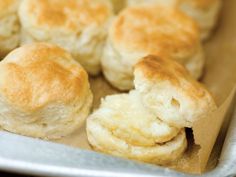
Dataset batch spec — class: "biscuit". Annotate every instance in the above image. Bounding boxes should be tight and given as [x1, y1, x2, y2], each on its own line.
[134, 55, 217, 127]
[87, 55, 217, 164]
[87, 91, 186, 164]
[18, 0, 113, 75]
[126, 0, 222, 40]
[0, 0, 21, 57]
[102, 5, 204, 90]
[0, 43, 93, 139]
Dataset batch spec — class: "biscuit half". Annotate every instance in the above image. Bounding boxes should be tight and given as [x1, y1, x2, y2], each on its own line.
[134, 55, 217, 127]
[87, 91, 186, 164]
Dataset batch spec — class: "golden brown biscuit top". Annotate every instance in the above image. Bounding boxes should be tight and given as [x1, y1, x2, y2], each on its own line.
[0, 43, 89, 111]
[135, 55, 209, 99]
[21, 0, 112, 31]
[110, 5, 200, 58]
[0, 0, 19, 17]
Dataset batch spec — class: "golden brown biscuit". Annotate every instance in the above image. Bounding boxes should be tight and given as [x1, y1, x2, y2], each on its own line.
[126, 0, 222, 40]
[0, 0, 21, 57]
[134, 55, 217, 127]
[18, 0, 113, 75]
[102, 5, 204, 90]
[0, 43, 93, 139]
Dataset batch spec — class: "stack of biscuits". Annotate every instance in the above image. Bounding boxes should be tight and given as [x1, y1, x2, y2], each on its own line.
[0, 0, 221, 166]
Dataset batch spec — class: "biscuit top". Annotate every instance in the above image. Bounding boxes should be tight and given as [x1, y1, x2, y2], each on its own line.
[134, 55, 210, 99]
[0, 43, 89, 111]
[0, 0, 20, 18]
[110, 5, 200, 58]
[19, 0, 112, 32]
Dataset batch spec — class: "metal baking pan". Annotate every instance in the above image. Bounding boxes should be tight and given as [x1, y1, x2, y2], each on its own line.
[0, 95, 235, 177]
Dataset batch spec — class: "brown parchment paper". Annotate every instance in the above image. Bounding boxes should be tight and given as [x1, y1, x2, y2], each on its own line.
[55, 0, 236, 174]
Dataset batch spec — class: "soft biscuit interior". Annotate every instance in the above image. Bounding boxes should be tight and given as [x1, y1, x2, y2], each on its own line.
[87, 91, 187, 164]
[90, 91, 181, 146]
